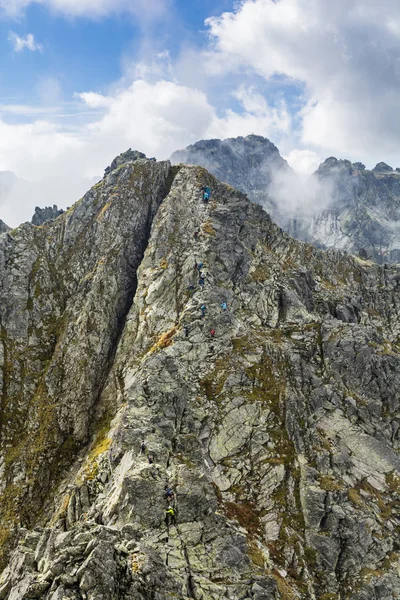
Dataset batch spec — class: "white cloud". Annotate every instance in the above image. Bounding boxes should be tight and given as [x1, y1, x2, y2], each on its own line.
[77, 79, 291, 162]
[205, 0, 400, 165]
[76, 92, 112, 109]
[207, 86, 291, 140]
[0, 76, 295, 225]
[3, 0, 400, 226]
[79, 80, 215, 160]
[8, 32, 42, 52]
[284, 149, 322, 175]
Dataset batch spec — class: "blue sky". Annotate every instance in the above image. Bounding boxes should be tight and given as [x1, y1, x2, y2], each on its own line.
[1, 6, 134, 99]
[1, 0, 400, 225]
[0, 1, 235, 117]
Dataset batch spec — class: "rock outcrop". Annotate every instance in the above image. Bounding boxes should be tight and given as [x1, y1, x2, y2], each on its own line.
[31, 206, 65, 226]
[105, 149, 154, 176]
[0, 220, 10, 234]
[0, 157, 399, 600]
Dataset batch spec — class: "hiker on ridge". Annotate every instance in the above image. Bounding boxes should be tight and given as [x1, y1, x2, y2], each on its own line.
[166, 505, 176, 526]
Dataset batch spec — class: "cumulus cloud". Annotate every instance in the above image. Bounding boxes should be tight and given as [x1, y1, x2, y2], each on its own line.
[1, 78, 282, 225]
[78, 80, 215, 160]
[205, 0, 400, 165]
[8, 32, 42, 52]
[0, 119, 89, 225]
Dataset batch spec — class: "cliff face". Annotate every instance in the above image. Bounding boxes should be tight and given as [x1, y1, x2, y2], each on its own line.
[0, 156, 399, 600]
[0, 221, 10, 234]
[0, 156, 170, 563]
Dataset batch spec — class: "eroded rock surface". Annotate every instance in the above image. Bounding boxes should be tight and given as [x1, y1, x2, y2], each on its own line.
[0, 159, 399, 599]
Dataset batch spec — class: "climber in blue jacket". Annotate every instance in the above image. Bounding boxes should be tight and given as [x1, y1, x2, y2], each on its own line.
[202, 186, 211, 203]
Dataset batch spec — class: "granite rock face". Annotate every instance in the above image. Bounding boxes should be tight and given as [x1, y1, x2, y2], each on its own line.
[0, 157, 399, 600]
[0, 220, 10, 234]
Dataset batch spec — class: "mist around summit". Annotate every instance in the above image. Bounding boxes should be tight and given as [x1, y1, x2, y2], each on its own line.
[172, 135, 400, 264]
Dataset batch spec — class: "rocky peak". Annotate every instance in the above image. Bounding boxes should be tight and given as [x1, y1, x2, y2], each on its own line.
[171, 134, 293, 215]
[31, 205, 64, 226]
[171, 134, 288, 175]
[104, 149, 154, 175]
[315, 156, 356, 178]
[373, 161, 393, 173]
[175, 136, 400, 265]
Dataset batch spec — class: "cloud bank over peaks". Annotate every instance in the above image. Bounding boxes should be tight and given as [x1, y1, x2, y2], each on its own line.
[205, 0, 400, 165]
[0, 78, 293, 225]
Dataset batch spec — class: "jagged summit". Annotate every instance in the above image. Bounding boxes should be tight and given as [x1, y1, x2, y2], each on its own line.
[173, 134, 281, 158]
[104, 148, 155, 175]
[173, 136, 400, 264]
[373, 161, 394, 173]
[171, 134, 293, 214]
[315, 156, 355, 175]
[0, 155, 399, 599]
[171, 134, 290, 176]
[316, 157, 396, 178]
[300, 156, 400, 262]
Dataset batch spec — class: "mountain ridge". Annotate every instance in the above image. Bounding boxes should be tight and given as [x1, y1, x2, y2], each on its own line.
[0, 152, 399, 599]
